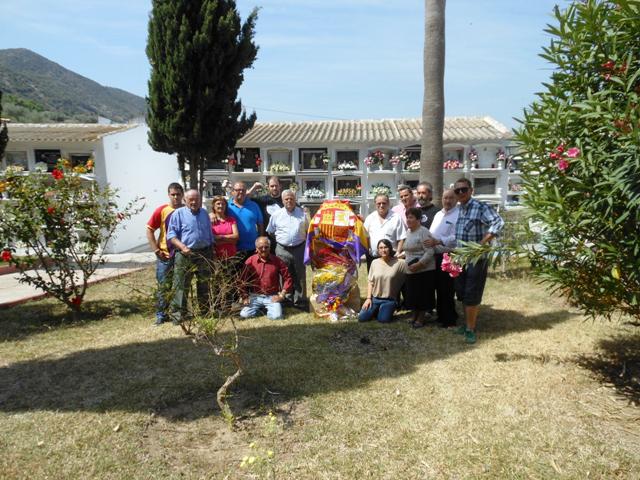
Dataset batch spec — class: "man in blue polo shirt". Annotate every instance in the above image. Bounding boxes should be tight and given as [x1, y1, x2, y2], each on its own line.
[167, 189, 215, 323]
[228, 181, 264, 263]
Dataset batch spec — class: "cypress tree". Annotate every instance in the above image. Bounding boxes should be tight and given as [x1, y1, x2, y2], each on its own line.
[146, 0, 258, 191]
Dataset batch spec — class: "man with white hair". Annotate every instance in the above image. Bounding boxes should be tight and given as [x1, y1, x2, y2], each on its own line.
[166, 189, 215, 323]
[266, 189, 309, 310]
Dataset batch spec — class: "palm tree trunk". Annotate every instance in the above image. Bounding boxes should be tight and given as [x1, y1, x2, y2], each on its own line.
[421, 0, 446, 206]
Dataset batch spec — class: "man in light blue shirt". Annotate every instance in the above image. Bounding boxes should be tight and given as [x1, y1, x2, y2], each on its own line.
[266, 189, 309, 310]
[167, 189, 215, 323]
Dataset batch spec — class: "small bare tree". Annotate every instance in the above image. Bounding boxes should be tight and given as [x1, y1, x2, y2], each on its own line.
[172, 253, 246, 423]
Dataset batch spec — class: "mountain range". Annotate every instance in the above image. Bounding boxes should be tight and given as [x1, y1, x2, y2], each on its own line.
[0, 48, 146, 123]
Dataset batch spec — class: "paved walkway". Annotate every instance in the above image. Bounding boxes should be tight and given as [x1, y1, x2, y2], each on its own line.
[0, 253, 155, 308]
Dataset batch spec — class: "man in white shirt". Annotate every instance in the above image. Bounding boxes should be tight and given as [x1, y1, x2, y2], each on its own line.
[427, 188, 460, 327]
[266, 189, 309, 310]
[364, 194, 407, 271]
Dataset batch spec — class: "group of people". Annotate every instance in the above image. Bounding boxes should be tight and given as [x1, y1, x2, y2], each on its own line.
[146, 177, 307, 324]
[146, 175, 503, 344]
[360, 179, 503, 343]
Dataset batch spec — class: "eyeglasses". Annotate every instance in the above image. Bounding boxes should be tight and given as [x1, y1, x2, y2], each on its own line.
[454, 187, 470, 195]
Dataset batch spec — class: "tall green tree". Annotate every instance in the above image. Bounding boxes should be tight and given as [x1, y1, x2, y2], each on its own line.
[420, 0, 445, 205]
[0, 91, 8, 160]
[146, 0, 258, 191]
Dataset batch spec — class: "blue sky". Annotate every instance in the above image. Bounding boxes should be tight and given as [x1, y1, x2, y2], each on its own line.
[0, 0, 565, 129]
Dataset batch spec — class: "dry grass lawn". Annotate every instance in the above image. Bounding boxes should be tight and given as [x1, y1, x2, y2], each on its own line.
[0, 266, 639, 479]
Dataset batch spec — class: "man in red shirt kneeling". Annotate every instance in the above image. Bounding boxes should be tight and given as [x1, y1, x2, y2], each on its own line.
[240, 236, 293, 320]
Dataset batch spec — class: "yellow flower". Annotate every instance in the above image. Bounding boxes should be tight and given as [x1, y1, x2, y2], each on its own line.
[86, 159, 95, 170]
[73, 166, 87, 174]
[62, 158, 71, 169]
[0, 181, 7, 193]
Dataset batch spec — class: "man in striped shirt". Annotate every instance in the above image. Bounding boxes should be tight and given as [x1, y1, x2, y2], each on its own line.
[146, 182, 184, 326]
[453, 177, 504, 344]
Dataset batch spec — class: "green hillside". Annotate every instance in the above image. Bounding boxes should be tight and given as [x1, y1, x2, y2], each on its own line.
[0, 48, 146, 123]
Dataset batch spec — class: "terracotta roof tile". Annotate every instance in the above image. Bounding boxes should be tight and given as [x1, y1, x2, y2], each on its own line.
[7, 123, 138, 143]
[237, 116, 509, 147]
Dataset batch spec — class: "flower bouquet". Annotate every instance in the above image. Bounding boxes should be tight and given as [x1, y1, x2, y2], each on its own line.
[270, 162, 291, 173]
[304, 187, 325, 199]
[369, 183, 392, 197]
[443, 159, 462, 170]
[441, 253, 462, 278]
[405, 159, 420, 171]
[390, 150, 409, 167]
[321, 153, 330, 166]
[336, 161, 357, 171]
[364, 150, 385, 168]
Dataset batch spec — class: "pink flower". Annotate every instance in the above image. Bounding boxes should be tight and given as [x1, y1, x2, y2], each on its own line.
[557, 159, 570, 172]
[566, 147, 580, 158]
[549, 152, 559, 160]
[441, 253, 463, 278]
[555, 144, 565, 153]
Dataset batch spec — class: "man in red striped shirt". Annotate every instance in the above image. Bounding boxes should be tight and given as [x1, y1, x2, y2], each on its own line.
[146, 182, 184, 325]
[240, 236, 293, 320]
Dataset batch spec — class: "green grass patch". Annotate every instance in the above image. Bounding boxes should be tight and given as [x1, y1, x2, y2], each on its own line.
[1, 267, 638, 478]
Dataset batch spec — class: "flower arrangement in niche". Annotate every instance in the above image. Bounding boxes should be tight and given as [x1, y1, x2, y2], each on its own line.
[405, 159, 420, 171]
[496, 148, 507, 162]
[321, 153, 330, 165]
[364, 150, 385, 167]
[390, 150, 409, 167]
[468, 147, 478, 163]
[369, 183, 392, 197]
[270, 162, 291, 173]
[304, 187, 325, 199]
[255, 155, 262, 168]
[336, 160, 357, 171]
[443, 160, 462, 169]
[336, 188, 358, 196]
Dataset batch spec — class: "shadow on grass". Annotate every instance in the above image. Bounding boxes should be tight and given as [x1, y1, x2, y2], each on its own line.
[0, 305, 574, 421]
[575, 332, 640, 406]
[0, 298, 152, 342]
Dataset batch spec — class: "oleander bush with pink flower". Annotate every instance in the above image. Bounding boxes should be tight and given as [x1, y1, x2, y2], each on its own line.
[516, 0, 640, 320]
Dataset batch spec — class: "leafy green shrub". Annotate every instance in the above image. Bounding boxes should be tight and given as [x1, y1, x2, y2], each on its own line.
[516, 0, 640, 319]
[0, 159, 141, 314]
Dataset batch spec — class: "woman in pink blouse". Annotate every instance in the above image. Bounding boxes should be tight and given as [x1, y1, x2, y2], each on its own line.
[209, 196, 239, 258]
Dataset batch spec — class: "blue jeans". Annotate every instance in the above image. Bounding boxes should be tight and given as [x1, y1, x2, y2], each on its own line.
[240, 294, 283, 320]
[155, 257, 173, 321]
[358, 297, 397, 323]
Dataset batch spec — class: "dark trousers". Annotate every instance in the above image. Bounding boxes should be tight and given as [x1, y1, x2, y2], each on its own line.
[275, 242, 307, 306]
[435, 253, 458, 326]
[171, 248, 213, 319]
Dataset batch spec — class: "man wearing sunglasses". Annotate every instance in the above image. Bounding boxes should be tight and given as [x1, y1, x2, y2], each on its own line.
[453, 178, 504, 344]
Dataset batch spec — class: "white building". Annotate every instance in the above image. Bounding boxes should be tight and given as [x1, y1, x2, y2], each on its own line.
[205, 116, 521, 217]
[1, 123, 181, 252]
